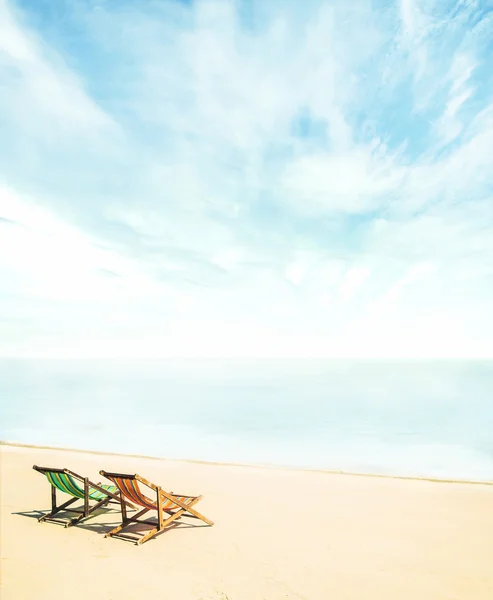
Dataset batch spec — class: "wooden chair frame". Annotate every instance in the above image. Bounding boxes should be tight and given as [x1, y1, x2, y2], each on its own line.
[33, 465, 134, 527]
[100, 470, 214, 545]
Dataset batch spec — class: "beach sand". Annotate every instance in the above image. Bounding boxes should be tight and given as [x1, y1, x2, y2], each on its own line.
[1, 443, 492, 600]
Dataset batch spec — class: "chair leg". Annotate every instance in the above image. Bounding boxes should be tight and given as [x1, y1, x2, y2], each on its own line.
[136, 527, 160, 545]
[185, 506, 214, 527]
[68, 497, 111, 527]
[83, 477, 90, 518]
[136, 506, 194, 545]
[105, 507, 149, 538]
[183, 497, 214, 526]
[106, 503, 210, 545]
[160, 508, 188, 528]
[39, 496, 79, 523]
[160, 492, 214, 526]
[121, 493, 127, 522]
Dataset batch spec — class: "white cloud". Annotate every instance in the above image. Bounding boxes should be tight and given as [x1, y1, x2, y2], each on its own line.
[371, 261, 438, 307]
[282, 147, 405, 215]
[0, 186, 168, 303]
[338, 267, 372, 303]
[433, 53, 476, 144]
[284, 260, 307, 287]
[1, 0, 493, 359]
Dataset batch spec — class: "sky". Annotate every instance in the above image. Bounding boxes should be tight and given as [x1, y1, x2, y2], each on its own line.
[1, 0, 493, 359]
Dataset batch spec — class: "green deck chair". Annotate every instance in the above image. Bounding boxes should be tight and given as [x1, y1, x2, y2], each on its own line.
[33, 465, 134, 527]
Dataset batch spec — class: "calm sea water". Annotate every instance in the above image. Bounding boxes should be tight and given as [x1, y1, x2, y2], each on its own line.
[1, 359, 492, 481]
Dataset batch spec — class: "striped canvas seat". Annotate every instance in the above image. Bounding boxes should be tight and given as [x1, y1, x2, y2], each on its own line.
[100, 470, 214, 545]
[44, 470, 118, 501]
[107, 474, 194, 510]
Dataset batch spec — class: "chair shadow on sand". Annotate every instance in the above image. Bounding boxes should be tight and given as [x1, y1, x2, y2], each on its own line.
[13, 506, 209, 541]
[13, 506, 122, 536]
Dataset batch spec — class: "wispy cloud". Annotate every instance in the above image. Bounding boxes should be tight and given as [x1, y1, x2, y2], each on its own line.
[1, 0, 493, 358]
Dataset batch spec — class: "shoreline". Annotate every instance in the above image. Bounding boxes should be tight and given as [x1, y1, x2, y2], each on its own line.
[3, 439, 492, 487]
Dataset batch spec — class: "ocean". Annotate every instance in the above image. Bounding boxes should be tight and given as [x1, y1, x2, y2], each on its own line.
[1, 359, 492, 481]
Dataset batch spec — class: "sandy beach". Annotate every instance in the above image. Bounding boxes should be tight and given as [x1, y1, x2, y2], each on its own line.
[1, 443, 492, 600]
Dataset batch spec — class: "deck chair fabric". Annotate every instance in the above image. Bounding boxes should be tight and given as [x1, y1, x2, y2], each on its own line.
[33, 465, 132, 527]
[100, 470, 214, 545]
[43, 470, 117, 501]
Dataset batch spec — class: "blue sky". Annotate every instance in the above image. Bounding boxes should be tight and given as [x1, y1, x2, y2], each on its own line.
[1, 0, 493, 358]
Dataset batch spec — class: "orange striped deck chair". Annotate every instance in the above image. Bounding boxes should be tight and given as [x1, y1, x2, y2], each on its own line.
[99, 470, 214, 545]
[33, 465, 134, 527]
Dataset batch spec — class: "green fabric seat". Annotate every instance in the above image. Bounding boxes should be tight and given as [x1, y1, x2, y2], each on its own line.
[44, 471, 118, 501]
